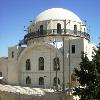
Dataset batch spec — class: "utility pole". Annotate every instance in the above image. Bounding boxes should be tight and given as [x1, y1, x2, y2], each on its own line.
[55, 38, 58, 91]
[68, 39, 71, 93]
[62, 37, 65, 92]
[53, 38, 58, 91]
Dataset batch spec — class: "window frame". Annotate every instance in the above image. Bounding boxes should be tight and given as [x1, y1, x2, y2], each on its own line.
[72, 45, 75, 54]
[40, 25, 43, 35]
[74, 25, 77, 34]
[26, 59, 31, 70]
[57, 23, 61, 34]
[53, 77, 60, 86]
[39, 57, 44, 71]
[26, 76, 31, 84]
[11, 51, 14, 58]
[39, 77, 44, 85]
[53, 57, 60, 71]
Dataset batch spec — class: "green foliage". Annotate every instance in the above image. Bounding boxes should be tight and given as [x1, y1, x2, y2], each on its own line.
[73, 44, 100, 100]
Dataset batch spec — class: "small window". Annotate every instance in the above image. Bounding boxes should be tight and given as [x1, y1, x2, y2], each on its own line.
[26, 76, 31, 84]
[39, 77, 44, 85]
[53, 77, 60, 86]
[57, 23, 61, 34]
[39, 57, 44, 70]
[26, 59, 31, 70]
[53, 57, 60, 71]
[40, 25, 43, 35]
[11, 51, 14, 58]
[72, 45, 75, 54]
[0, 72, 2, 77]
[74, 25, 77, 33]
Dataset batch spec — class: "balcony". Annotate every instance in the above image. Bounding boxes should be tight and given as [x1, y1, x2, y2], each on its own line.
[23, 29, 90, 44]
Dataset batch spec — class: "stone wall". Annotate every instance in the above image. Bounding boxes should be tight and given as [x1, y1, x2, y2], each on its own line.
[0, 90, 75, 100]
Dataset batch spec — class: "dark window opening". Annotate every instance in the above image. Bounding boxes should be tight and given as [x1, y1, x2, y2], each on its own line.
[26, 76, 31, 84]
[53, 57, 60, 71]
[26, 59, 31, 70]
[74, 25, 77, 33]
[39, 57, 44, 70]
[57, 23, 61, 34]
[39, 77, 44, 85]
[53, 77, 60, 86]
[40, 25, 43, 35]
[12, 51, 14, 58]
[0, 72, 2, 77]
[72, 45, 75, 54]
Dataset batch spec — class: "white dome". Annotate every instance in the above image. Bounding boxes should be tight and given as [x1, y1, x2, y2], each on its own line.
[35, 8, 82, 23]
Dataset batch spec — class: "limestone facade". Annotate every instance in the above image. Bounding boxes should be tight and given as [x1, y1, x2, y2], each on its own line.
[0, 8, 96, 88]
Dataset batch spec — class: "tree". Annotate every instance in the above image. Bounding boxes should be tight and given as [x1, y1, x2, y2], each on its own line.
[92, 43, 100, 99]
[73, 43, 100, 100]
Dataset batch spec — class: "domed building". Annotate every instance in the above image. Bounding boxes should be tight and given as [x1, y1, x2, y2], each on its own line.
[0, 8, 96, 88]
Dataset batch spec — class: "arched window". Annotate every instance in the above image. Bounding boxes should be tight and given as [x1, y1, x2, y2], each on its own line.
[53, 57, 60, 71]
[57, 23, 61, 34]
[39, 77, 44, 85]
[39, 57, 44, 70]
[74, 25, 77, 33]
[26, 59, 31, 70]
[26, 76, 31, 84]
[11, 51, 14, 58]
[40, 25, 43, 35]
[53, 77, 60, 86]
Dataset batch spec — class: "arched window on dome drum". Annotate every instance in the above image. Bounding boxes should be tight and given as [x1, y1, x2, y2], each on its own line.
[57, 23, 61, 34]
[26, 76, 31, 84]
[39, 57, 44, 70]
[11, 51, 14, 58]
[53, 77, 60, 86]
[26, 59, 31, 70]
[40, 25, 43, 35]
[39, 77, 44, 85]
[53, 57, 60, 71]
[74, 25, 77, 34]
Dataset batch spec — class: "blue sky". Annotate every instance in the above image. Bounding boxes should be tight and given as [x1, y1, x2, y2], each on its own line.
[0, 0, 100, 57]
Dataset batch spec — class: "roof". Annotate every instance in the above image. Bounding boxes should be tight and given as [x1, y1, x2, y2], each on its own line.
[35, 8, 82, 23]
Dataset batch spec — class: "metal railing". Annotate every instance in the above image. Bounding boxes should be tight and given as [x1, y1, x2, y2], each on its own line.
[23, 29, 90, 44]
